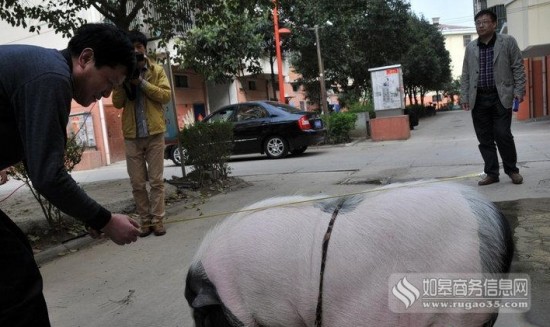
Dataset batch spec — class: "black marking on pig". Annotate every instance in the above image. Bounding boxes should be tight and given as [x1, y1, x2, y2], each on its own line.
[483, 313, 499, 327]
[185, 261, 244, 327]
[465, 195, 514, 274]
[316, 194, 365, 214]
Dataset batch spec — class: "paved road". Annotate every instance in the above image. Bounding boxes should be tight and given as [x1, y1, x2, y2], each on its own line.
[7, 110, 550, 326]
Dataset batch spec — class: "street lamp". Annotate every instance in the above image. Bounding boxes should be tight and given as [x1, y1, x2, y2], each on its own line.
[272, 0, 290, 103]
[314, 25, 329, 115]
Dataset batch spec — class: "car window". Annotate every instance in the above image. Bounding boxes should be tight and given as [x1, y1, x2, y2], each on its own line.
[236, 104, 269, 121]
[208, 106, 236, 123]
[265, 101, 302, 114]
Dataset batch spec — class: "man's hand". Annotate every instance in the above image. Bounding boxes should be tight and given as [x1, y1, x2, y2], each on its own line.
[100, 214, 141, 245]
[461, 103, 470, 111]
[129, 76, 142, 86]
[0, 169, 8, 185]
[516, 96, 524, 103]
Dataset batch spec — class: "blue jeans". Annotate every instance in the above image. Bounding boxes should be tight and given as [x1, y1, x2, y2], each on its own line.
[472, 92, 519, 177]
[0, 209, 50, 326]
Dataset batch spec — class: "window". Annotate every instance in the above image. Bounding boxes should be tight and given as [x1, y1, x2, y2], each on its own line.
[236, 105, 268, 121]
[209, 106, 236, 123]
[248, 80, 257, 91]
[67, 113, 96, 148]
[174, 75, 189, 88]
[463, 35, 472, 47]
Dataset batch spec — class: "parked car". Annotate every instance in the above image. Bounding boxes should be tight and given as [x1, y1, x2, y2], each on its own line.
[164, 140, 185, 165]
[166, 101, 326, 165]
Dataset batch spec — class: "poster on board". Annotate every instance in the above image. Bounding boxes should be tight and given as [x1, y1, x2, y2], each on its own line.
[369, 64, 405, 111]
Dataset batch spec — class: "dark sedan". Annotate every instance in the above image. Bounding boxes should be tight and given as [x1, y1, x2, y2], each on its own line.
[204, 101, 325, 159]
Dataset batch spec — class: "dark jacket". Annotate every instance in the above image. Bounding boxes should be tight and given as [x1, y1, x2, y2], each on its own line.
[0, 45, 110, 230]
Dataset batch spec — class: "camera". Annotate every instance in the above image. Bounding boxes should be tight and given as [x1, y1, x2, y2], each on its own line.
[135, 52, 145, 62]
[129, 52, 145, 80]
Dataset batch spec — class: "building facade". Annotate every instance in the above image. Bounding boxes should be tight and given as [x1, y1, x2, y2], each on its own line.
[477, 0, 550, 120]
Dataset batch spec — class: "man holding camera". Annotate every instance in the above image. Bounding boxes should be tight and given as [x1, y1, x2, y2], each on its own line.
[112, 30, 172, 237]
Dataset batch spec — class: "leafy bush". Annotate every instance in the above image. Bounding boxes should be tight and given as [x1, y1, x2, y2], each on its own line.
[10, 136, 84, 229]
[348, 101, 375, 119]
[323, 112, 358, 144]
[179, 121, 233, 187]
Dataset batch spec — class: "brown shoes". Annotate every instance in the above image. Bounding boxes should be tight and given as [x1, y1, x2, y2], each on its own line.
[508, 172, 523, 184]
[152, 223, 166, 236]
[139, 222, 166, 237]
[478, 173, 523, 186]
[478, 175, 499, 186]
[139, 226, 153, 237]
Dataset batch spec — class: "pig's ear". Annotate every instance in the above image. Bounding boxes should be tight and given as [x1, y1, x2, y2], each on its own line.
[192, 285, 221, 308]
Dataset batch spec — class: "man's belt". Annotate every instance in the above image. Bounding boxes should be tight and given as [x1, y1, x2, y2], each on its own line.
[477, 87, 497, 94]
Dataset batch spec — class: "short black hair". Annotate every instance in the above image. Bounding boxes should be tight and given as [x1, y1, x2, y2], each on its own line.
[128, 30, 148, 48]
[475, 9, 497, 22]
[68, 23, 135, 75]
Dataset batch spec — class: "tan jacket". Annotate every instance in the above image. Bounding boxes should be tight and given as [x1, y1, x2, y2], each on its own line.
[460, 33, 525, 108]
[112, 57, 172, 139]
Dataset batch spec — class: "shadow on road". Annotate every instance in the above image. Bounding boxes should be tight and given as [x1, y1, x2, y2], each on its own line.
[496, 199, 550, 326]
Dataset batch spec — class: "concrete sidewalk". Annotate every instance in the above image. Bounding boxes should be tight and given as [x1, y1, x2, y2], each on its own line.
[2, 110, 549, 326]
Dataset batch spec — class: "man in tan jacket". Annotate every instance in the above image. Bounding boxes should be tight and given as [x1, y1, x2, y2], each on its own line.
[112, 30, 172, 236]
[460, 9, 525, 186]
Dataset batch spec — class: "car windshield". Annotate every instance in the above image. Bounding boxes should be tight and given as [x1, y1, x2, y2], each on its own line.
[265, 101, 304, 114]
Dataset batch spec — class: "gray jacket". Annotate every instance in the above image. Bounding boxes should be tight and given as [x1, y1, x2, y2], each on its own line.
[460, 33, 526, 108]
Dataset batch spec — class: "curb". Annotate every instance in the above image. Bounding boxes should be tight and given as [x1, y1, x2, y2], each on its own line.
[34, 234, 104, 266]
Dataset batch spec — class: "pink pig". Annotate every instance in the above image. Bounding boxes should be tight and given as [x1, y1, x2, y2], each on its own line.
[185, 182, 513, 327]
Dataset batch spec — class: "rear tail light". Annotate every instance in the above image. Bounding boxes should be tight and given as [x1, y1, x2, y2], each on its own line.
[298, 115, 311, 130]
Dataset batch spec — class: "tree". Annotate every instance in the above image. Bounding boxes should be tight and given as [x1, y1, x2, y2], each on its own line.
[175, 2, 269, 83]
[0, 0, 271, 82]
[401, 15, 451, 106]
[0, 0, 192, 38]
[441, 78, 461, 107]
[281, 0, 411, 105]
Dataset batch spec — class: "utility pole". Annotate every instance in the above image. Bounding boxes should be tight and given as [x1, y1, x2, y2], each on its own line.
[314, 25, 329, 115]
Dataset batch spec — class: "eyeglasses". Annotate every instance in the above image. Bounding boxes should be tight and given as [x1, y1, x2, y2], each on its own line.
[475, 20, 494, 27]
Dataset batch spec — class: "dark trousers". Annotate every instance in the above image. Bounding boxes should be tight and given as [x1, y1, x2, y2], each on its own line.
[472, 92, 519, 178]
[0, 209, 51, 326]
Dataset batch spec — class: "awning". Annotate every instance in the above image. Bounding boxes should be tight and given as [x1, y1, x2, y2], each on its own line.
[522, 43, 550, 58]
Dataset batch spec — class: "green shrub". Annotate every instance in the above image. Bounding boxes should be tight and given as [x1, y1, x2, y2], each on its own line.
[10, 136, 85, 229]
[179, 121, 233, 186]
[323, 112, 357, 144]
[348, 101, 375, 119]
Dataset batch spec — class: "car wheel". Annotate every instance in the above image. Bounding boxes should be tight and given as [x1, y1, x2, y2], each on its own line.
[170, 146, 183, 166]
[264, 136, 288, 159]
[290, 146, 307, 156]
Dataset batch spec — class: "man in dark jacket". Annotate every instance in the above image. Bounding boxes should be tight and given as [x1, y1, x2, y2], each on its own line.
[0, 24, 141, 326]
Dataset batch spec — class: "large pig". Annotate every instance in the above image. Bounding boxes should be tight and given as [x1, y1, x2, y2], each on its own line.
[185, 182, 513, 326]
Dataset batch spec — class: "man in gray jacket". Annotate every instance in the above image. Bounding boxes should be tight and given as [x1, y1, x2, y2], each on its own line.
[461, 9, 525, 186]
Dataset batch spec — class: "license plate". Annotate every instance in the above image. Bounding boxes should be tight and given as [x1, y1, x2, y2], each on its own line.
[314, 120, 322, 129]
